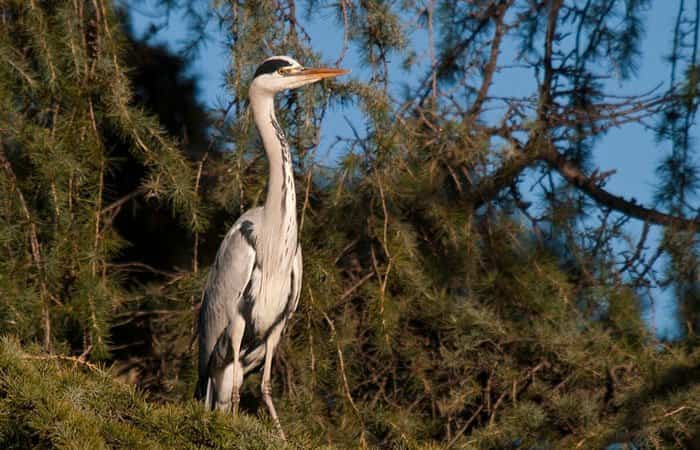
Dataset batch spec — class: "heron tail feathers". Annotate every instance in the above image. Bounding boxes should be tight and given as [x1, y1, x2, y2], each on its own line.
[194, 376, 210, 406]
[205, 378, 213, 409]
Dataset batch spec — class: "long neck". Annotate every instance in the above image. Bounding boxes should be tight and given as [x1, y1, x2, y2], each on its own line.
[250, 92, 298, 263]
[251, 94, 295, 218]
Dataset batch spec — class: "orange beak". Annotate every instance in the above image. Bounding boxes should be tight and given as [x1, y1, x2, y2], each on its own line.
[288, 67, 349, 80]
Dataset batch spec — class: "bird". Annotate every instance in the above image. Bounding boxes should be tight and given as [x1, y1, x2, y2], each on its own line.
[195, 56, 347, 439]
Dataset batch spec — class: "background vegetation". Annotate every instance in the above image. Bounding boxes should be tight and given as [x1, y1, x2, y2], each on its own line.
[1, 0, 699, 448]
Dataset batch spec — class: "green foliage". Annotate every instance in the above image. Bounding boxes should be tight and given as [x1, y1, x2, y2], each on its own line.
[0, 0, 204, 358]
[0, 337, 300, 449]
[1, 0, 700, 448]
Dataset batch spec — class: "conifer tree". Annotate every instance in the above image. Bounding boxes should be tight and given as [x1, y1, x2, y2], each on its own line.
[1, 1, 699, 448]
[205, 1, 700, 447]
[0, 0, 203, 358]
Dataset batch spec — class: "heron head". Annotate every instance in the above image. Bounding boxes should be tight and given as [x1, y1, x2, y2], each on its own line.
[249, 56, 348, 96]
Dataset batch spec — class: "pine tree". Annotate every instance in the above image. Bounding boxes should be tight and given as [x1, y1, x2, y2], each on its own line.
[1, 1, 699, 448]
[0, 0, 203, 358]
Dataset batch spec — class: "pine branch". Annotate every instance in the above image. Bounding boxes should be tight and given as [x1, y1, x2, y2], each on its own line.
[540, 145, 700, 229]
[0, 142, 51, 350]
[466, 0, 511, 118]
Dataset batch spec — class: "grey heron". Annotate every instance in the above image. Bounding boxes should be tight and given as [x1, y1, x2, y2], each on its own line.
[195, 56, 347, 439]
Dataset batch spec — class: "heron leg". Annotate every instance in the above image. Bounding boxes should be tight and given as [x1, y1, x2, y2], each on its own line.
[229, 315, 245, 415]
[212, 364, 234, 412]
[262, 324, 286, 440]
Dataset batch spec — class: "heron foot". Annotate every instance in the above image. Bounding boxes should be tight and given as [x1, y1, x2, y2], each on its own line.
[261, 383, 286, 441]
[273, 418, 286, 441]
[231, 389, 240, 416]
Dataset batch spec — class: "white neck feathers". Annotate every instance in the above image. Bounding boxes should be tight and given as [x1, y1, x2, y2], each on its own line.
[250, 92, 298, 275]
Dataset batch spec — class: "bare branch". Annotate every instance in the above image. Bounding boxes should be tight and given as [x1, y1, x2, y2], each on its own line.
[540, 146, 700, 229]
[467, 0, 511, 118]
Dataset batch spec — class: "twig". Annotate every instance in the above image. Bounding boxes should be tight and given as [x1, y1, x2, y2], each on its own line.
[21, 353, 105, 375]
[101, 188, 144, 218]
[307, 303, 316, 388]
[0, 143, 51, 351]
[335, 0, 351, 66]
[447, 405, 484, 448]
[192, 153, 208, 274]
[655, 405, 691, 421]
[300, 165, 313, 231]
[487, 361, 548, 427]
[467, 0, 511, 118]
[316, 292, 362, 421]
[333, 238, 359, 264]
[339, 272, 375, 301]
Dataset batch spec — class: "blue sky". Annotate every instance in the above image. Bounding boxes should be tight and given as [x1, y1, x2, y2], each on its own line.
[128, 1, 691, 338]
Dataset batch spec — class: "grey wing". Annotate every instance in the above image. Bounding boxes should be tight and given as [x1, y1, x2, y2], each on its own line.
[195, 208, 261, 399]
[291, 244, 302, 315]
[238, 243, 302, 375]
[286, 243, 303, 322]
